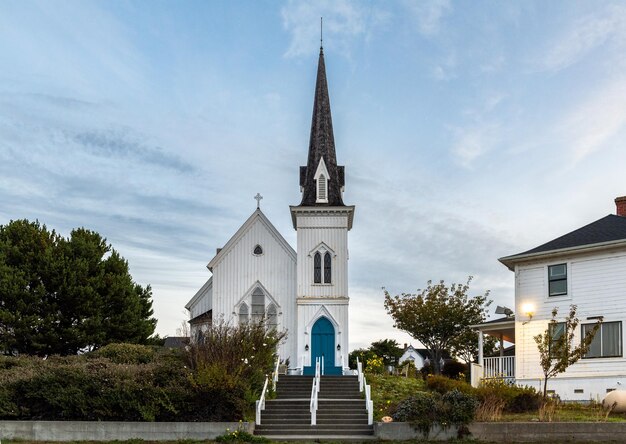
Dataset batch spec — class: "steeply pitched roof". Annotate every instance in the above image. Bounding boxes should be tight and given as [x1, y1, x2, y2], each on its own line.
[298, 47, 345, 207]
[500, 215, 626, 269]
[207, 208, 296, 271]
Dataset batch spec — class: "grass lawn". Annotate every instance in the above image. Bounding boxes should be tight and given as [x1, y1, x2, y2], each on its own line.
[366, 373, 425, 420]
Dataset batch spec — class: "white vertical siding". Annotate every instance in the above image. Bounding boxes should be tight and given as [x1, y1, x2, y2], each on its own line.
[211, 216, 297, 364]
[294, 211, 351, 369]
[295, 214, 349, 298]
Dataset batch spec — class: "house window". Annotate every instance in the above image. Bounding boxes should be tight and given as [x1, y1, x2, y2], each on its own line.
[583, 321, 622, 358]
[314, 252, 322, 283]
[549, 322, 566, 358]
[253, 245, 263, 255]
[239, 303, 249, 325]
[548, 264, 567, 296]
[267, 304, 277, 330]
[324, 252, 332, 283]
[251, 288, 265, 323]
[317, 174, 327, 202]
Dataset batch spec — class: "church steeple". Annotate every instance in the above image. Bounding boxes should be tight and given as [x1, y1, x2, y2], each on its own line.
[298, 48, 345, 207]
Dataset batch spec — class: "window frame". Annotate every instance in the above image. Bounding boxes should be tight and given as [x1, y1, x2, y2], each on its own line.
[314, 252, 322, 283]
[548, 263, 568, 297]
[323, 252, 332, 284]
[548, 321, 566, 359]
[582, 321, 623, 359]
[251, 288, 265, 324]
[253, 244, 263, 256]
[238, 303, 249, 325]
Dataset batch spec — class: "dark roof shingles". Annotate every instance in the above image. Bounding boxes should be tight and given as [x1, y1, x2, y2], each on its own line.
[298, 48, 345, 207]
[518, 214, 626, 256]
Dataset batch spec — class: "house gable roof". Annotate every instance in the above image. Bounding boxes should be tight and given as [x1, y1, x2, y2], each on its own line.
[207, 209, 296, 271]
[500, 214, 626, 269]
[185, 276, 212, 310]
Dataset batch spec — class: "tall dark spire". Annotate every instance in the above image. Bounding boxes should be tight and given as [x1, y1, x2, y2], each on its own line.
[298, 48, 345, 206]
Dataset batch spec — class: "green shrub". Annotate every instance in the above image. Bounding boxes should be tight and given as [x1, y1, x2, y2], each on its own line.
[475, 379, 541, 413]
[393, 392, 439, 433]
[439, 389, 478, 425]
[441, 360, 467, 380]
[365, 355, 384, 374]
[426, 374, 474, 394]
[93, 343, 155, 364]
[393, 388, 478, 433]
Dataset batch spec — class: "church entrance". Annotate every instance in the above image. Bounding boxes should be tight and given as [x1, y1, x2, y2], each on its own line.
[304, 316, 342, 375]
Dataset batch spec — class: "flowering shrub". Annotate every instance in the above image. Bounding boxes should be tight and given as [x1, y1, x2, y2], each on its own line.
[365, 355, 384, 374]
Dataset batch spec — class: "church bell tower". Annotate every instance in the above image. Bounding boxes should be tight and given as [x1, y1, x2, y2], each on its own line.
[290, 47, 354, 375]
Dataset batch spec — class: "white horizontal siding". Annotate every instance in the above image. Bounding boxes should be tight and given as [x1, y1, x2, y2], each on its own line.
[514, 251, 626, 383]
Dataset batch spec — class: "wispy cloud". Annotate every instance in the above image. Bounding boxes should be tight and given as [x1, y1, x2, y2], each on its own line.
[281, 0, 368, 57]
[539, 4, 626, 72]
[557, 77, 626, 165]
[74, 129, 195, 173]
[451, 122, 501, 168]
[403, 0, 452, 37]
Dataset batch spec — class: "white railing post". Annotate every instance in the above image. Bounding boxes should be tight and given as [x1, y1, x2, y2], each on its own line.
[256, 376, 270, 425]
[272, 357, 280, 391]
[310, 357, 321, 425]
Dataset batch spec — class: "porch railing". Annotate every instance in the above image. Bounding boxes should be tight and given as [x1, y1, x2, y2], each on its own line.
[483, 356, 515, 381]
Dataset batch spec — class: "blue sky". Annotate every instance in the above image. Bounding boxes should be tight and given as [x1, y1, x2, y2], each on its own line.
[1, 1, 626, 349]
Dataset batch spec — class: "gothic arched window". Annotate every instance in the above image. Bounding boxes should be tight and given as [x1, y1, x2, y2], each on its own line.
[239, 303, 249, 325]
[251, 287, 265, 323]
[314, 252, 322, 283]
[267, 304, 277, 330]
[324, 252, 332, 283]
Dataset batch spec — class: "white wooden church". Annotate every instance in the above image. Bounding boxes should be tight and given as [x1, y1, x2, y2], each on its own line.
[185, 47, 354, 376]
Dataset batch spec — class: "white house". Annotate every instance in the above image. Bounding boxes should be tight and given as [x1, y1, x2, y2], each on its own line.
[399, 345, 451, 370]
[185, 47, 354, 376]
[473, 196, 626, 401]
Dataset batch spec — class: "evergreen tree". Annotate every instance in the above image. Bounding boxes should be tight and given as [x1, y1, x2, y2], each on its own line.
[0, 219, 156, 355]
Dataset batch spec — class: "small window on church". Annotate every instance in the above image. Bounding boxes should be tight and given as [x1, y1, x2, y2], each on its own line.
[267, 304, 277, 330]
[251, 288, 265, 323]
[317, 175, 327, 202]
[253, 245, 263, 255]
[314, 252, 322, 283]
[239, 303, 249, 325]
[324, 252, 331, 283]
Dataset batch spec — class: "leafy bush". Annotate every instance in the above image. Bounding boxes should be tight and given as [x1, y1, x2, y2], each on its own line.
[475, 379, 541, 413]
[393, 392, 439, 433]
[441, 360, 467, 380]
[365, 355, 384, 374]
[439, 389, 478, 425]
[186, 320, 286, 421]
[393, 389, 478, 433]
[0, 322, 285, 422]
[93, 343, 155, 364]
[426, 374, 474, 394]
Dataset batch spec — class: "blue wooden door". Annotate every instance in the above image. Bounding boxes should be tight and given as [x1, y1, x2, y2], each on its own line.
[311, 317, 335, 370]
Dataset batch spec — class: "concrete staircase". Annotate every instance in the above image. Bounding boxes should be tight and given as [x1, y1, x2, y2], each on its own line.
[254, 375, 374, 439]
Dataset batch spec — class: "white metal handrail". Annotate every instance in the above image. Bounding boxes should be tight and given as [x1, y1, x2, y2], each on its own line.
[310, 357, 321, 425]
[321, 355, 325, 376]
[255, 375, 270, 425]
[355, 357, 373, 425]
